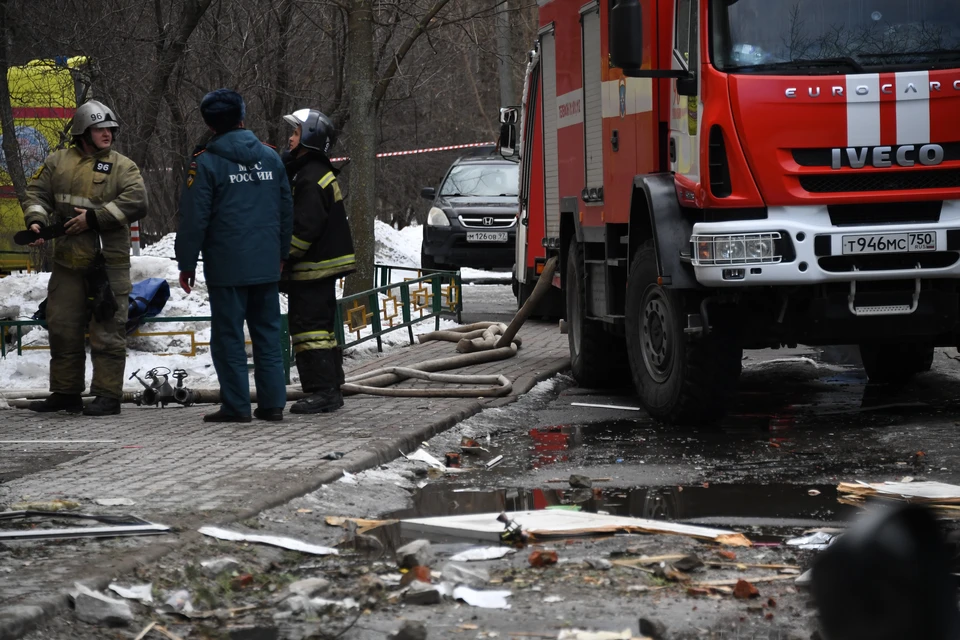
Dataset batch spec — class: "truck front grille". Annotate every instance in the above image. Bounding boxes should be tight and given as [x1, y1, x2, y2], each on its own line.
[800, 169, 960, 194]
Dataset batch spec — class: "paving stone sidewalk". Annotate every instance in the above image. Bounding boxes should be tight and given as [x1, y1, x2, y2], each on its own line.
[0, 320, 569, 639]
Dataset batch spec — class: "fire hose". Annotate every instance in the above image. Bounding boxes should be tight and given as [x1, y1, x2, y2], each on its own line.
[2, 256, 558, 406]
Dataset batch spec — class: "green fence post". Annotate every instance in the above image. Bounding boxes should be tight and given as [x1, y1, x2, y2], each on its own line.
[432, 274, 442, 331]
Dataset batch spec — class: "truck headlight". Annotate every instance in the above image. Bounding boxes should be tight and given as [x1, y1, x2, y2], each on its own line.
[427, 207, 450, 227]
[693, 232, 781, 265]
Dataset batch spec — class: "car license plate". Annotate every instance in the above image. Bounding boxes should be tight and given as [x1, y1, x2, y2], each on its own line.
[841, 231, 937, 255]
[466, 231, 508, 243]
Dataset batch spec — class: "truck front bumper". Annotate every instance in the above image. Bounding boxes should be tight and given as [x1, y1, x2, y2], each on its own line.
[691, 202, 960, 287]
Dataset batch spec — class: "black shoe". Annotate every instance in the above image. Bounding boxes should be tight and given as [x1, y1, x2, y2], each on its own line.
[28, 392, 83, 413]
[203, 409, 252, 423]
[253, 407, 283, 421]
[290, 390, 343, 414]
[83, 396, 121, 416]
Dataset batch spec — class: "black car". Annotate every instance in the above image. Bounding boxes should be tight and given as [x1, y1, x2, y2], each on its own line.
[420, 155, 519, 270]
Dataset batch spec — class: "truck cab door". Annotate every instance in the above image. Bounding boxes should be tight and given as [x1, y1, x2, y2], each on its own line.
[669, 0, 700, 182]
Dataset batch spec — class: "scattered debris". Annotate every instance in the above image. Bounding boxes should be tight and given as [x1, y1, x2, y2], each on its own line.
[390, 620, 428, 640]
[569, 402, 642, 412]
[403, 581, 443, 605]
[449, 546, 514, 562]
[452, 585, 511, 609]
[672, 555, 705, 572]
[733, 579, 760, 599]
[108, 583, 153, 604]
[0, 510, 170, 541]
[163, 589, 194, 613]
[324, 515, 394, 535]
[200, 557, 241, 578]
[321, 451, 345, 460]
[442, 562, 490, 587]
[529, 550, 559, 567]
[133, 621, 157, 640]
[95, 498, 137, 507]
[786, 531, 835, 550]
[461, 437, 489, 454]
[486, 454, 505, 469]
[543, 595, 565, 603]
[569, 474, 593, 489]
[557, 630, 643, 639]
[807, 489, 821, 497]
[400, 566, 432, 586]
[585, 558, 613, 571]
[10, 499, 80, 511]
[401, 510, 751, 546]
[396, 539, 432, 569]
[287, 577, 330, 598]
[838, 480, 960, 515]
[73, 583, 134, 627]
[198, 526, 338, 556]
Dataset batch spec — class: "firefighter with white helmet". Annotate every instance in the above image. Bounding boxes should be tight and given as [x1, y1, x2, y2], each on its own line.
[281, 108, 356, 413]
[21, 98, 148, 416]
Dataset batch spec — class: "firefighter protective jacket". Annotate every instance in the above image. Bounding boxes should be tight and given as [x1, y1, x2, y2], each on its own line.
[23, 146, 147, 270]
[282, 150, 356, 284]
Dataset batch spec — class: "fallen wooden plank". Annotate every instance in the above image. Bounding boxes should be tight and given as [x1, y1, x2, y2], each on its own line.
[692, 575, 798, 587]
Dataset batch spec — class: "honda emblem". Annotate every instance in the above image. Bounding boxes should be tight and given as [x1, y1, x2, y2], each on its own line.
[482, 216, 495, 226]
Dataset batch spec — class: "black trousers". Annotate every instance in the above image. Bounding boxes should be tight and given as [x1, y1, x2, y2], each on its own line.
[288, 277, 342, 393]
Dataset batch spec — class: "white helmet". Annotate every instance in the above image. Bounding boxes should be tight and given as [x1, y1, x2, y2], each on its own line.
[71, 100, 120, 136]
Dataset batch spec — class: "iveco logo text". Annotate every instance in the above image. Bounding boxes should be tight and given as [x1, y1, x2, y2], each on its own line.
[832, 144, 944, 170]
[786, 80, 960, 98]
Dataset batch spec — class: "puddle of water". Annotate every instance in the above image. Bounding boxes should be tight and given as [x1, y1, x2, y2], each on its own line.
[364, 482, 855, 556]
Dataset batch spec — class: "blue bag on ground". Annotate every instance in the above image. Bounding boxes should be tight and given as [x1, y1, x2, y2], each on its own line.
[32, 277, 171, 332]
[125, 278, 171, 334]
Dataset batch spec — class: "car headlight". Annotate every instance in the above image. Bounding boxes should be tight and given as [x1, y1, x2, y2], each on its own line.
[427, 207, 450, 227]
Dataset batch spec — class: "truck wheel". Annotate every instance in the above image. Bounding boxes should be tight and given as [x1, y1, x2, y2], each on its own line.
[565, 240, 629, 388]
[625, 240, 742, 425]
[858, 343, 935, 383]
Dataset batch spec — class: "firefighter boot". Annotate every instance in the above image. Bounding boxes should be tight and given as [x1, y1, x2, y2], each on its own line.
[28, 392, 83, 413]
[83, 396, 122, 417]
[291, 350, 343, 414]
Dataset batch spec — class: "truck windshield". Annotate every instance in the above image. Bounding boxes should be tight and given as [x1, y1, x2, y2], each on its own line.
[439, 164, 519, 198]
[711, 0, 960, 73]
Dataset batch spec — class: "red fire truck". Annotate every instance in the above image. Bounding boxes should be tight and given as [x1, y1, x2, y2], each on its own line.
[499, 0, 960, 424]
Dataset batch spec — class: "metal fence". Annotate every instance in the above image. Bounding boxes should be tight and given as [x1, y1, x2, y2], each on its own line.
[0, 266, 461, 384]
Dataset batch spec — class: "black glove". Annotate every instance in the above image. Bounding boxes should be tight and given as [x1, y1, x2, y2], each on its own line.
[14, 222, 66, 246]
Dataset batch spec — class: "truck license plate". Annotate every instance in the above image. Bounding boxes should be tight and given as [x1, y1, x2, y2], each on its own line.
[466, 231, 508, 243]
[841, 232, 937, 255]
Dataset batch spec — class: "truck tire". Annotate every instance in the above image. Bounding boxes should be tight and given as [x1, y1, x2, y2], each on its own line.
[624, 240, 742, 425]
[858, 343, 934, 383]
[565, 240, 629, 388]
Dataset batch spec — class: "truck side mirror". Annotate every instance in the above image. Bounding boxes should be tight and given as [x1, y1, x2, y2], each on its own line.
[609, 0, 644, 73]
[498, 123, 518, 160]
[420, 187, 435, 200]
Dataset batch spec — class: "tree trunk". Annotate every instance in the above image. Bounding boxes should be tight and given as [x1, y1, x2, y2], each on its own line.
[130, 0, 213, 169]
[0, 0, 27, 205]
[345, 0, 376, 295]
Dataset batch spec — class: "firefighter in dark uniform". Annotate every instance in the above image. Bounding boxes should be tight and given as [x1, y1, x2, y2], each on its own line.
[23, 99, 148, 416]
[281, 108, 355, 414]
[176, 89, 293, 422]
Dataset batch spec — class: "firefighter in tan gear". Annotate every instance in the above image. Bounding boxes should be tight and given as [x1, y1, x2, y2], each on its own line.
[22, 99, 148, 416]
[281, 108, 355, 413]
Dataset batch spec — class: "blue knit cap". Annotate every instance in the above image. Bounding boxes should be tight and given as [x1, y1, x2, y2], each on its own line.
[200, 89, 246, 133]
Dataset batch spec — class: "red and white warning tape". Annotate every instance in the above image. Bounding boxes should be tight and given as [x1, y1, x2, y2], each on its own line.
[329, 141, 495, 163]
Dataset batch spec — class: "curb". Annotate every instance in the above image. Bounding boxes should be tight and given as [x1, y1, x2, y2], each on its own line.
[0, 356, 570, 640]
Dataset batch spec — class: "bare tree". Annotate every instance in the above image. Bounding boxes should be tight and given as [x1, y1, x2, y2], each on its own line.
[0, 0, 27, 204]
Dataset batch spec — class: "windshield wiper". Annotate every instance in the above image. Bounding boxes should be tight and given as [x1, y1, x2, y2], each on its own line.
[856, 49, 960, 65]
[725, 56, 865, 74]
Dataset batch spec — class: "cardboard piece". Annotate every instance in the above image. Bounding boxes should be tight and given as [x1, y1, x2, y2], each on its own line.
[400, 510, 751, 546]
